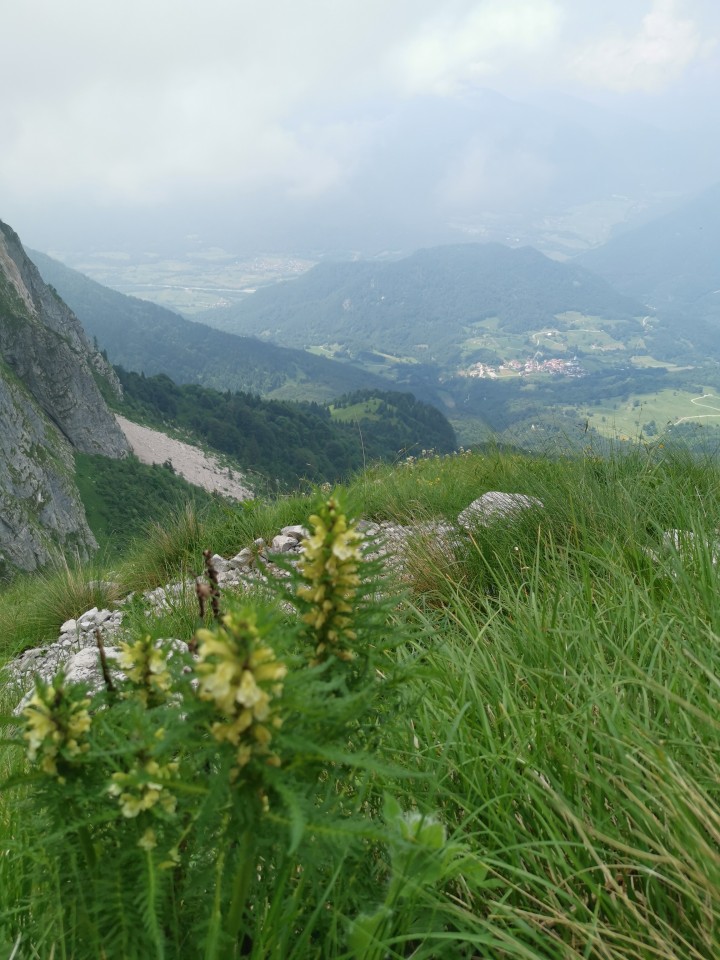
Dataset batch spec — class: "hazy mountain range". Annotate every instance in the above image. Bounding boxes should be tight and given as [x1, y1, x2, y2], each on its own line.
[25, 182, 720, 453]
[577, 181, 720, 314]
[29, 250, 388, 403]
[196, 242, 644, 369]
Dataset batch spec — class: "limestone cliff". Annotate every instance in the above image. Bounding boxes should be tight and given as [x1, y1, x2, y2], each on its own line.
[0, 219, 129, 574]
[0, 221, 127, 456]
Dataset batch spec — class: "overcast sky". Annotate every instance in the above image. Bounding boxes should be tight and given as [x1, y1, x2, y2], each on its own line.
[2, 0, 718, 253]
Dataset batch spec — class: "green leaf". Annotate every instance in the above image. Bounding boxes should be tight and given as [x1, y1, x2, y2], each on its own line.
[273, 780, 308, 854]
[382, 792, 403, 827]
[347, 906, 393, 959]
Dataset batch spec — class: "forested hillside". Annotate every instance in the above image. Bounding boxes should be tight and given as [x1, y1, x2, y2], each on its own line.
[30, 250, 387, 402]
[198, 243, 644, 366]
[115, 369, 456, 488]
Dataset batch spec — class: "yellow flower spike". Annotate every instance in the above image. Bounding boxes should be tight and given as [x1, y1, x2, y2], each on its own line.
[23, 679, 92, 779]
[193, 608, 286, 773]
[119, 636, 172, 704]
[296, 496, 364, 662]
[108, 760, 179, 818]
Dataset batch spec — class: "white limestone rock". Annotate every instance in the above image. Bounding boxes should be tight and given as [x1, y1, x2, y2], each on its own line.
[64, 646, 120, 686]
[228, 548, 254, 569]
[458, 492, 544, 529]
[662, 529, 720, 564]
[270, 534, 299, 554]
[78, 607, 100, 631]
[209, 553, 230, 574]
[281, 525, 308, 541]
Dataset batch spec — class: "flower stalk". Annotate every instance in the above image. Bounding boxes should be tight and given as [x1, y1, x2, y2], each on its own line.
[194, 610, 286, 774]
[23, 675, 91, 780]
[296, 496, 363, 663]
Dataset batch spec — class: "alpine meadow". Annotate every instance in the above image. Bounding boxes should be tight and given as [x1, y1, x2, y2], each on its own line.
[3, 2, 720, 958]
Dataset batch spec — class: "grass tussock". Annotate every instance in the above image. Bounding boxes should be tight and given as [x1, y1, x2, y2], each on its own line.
[0, 553, 122, 663]
[2, 445, 720, 957]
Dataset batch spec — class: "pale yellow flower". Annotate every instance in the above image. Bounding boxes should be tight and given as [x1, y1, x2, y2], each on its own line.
[296, 497, 363, 662]
[108, 760, 178, 819]
[194, 611, 285, 771]
[119, 636, 172, 704]
[138, 828, 157, 851]
[23, 681, 91, 778]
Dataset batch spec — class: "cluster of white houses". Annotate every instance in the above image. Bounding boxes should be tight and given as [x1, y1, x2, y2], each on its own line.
[458, 356, 585, 379]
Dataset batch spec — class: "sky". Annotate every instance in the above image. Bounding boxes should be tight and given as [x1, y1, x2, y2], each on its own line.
[2, 0, 719, 255]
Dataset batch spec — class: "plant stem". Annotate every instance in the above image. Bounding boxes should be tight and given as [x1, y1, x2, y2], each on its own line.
[223, 830, 257, 951]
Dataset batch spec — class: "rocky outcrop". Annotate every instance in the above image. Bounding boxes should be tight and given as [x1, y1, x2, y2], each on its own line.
[0, 221, 127, 456]
[0, 219, 129, 573]
[0, 372, 96, 573]
[4, 498, 546, 695]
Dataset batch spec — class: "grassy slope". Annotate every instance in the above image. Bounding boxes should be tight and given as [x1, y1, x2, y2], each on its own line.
[74, 451, 218, 557]
[3, 446, 720, 956]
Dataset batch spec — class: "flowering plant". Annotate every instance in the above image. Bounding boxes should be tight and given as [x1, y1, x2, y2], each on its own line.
[7, 493, 409, 958]
[23, 674, 91, 781]
[195, 610, 286, 774]
[295, 496, 364, 663]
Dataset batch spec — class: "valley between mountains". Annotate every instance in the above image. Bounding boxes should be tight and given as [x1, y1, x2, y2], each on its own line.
[3, 192, 720, 958]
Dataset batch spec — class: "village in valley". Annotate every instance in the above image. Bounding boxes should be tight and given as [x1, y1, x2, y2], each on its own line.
[458, 355, 585, 379]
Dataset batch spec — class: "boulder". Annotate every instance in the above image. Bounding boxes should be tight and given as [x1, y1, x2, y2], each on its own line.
[228, 548, 255, 569]
[280, 525, 308, 541]
[64, 646, 120, 686]
[270, 535, 300, 554]
[458, 492, 543, 529]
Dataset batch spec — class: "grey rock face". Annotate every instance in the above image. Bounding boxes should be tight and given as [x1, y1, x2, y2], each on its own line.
[0, 372, 99, 570]
[0, 221, 128, 457]
[0, 219, 130, 572]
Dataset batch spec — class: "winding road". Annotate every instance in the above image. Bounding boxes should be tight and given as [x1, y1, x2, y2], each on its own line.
[674, 394, 720, 425]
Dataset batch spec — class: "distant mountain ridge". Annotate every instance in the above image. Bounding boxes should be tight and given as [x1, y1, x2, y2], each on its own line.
[196, 242, 645, 370]
[576, 182, 720, 308]
[0, 220, 128, 574]
[30, 250, 390, 403]
[575, 182, 720, 363]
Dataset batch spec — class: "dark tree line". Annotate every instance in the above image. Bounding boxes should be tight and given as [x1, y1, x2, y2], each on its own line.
[115, 369, 456, 489]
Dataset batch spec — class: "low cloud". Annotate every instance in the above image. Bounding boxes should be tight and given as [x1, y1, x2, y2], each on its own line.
[390, 0, 563, 95]
[572, 0, 713, 92]
[1, 0, 718, 246]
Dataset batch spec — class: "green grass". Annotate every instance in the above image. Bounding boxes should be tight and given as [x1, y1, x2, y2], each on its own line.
[579, 387, 720, 441]
[330, 398, 384, 423]
[3, 446, 720, 956]
[74, 451, 218, 555]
